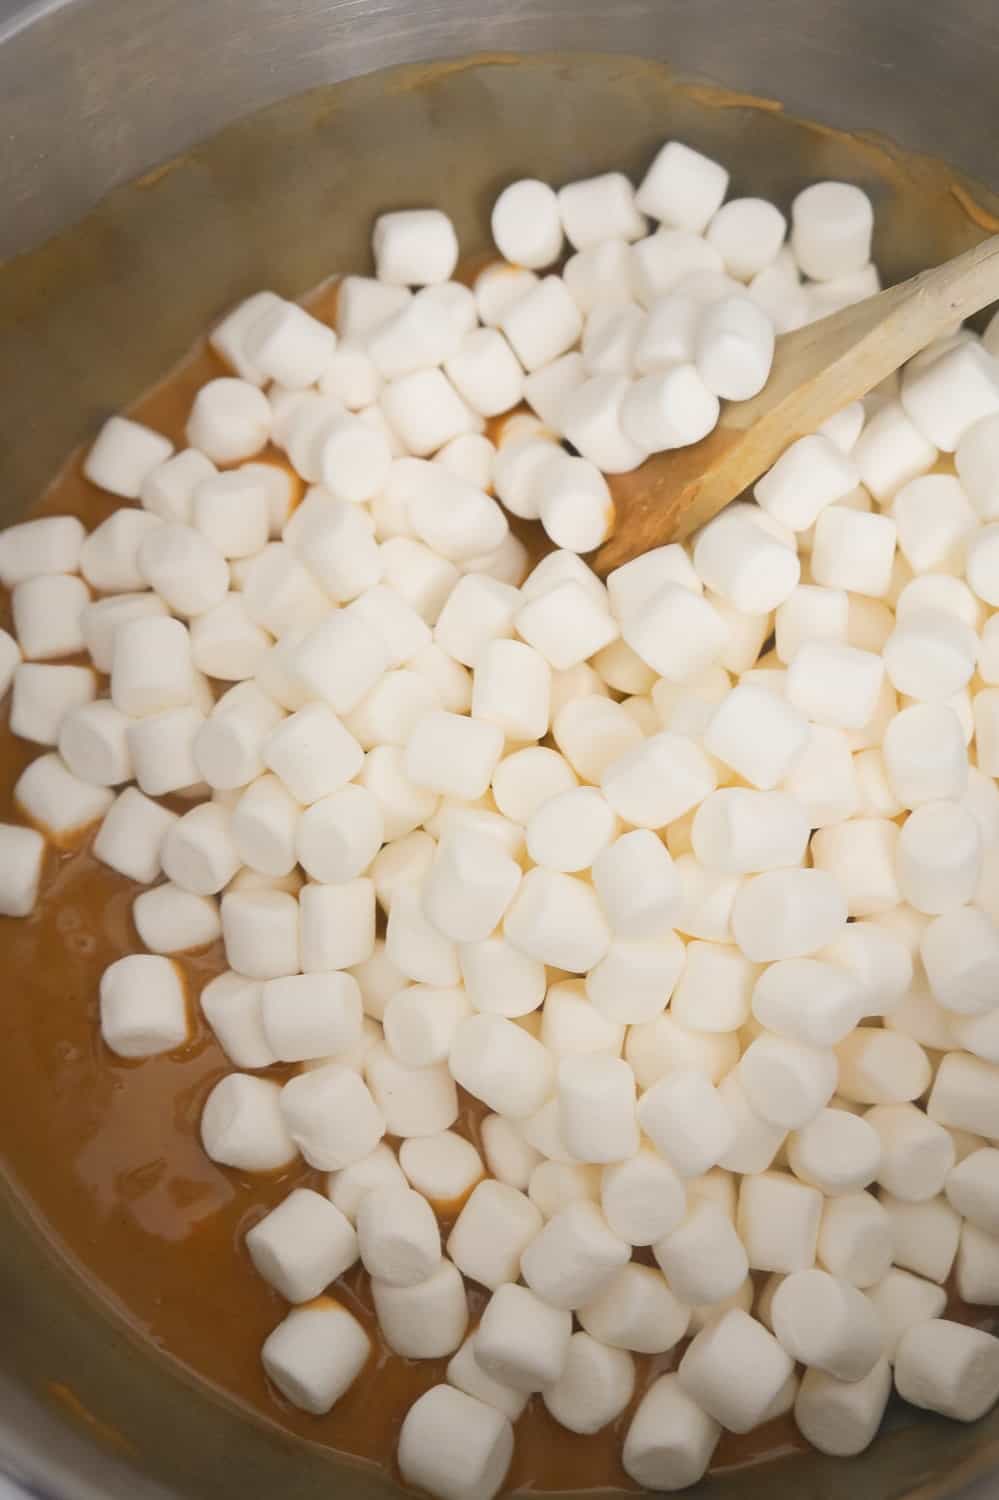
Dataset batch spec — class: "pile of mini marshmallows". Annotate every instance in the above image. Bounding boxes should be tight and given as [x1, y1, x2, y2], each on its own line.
[4, 137, 999, 1500]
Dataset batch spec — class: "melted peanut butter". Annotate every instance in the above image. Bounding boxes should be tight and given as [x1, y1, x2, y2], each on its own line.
[2, 274, 989, 1494]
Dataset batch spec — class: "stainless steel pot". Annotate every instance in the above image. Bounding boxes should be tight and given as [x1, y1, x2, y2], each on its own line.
[2, 3, 999, 1497]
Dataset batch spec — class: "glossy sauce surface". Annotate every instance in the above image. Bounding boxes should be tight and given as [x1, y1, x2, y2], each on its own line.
[0, 276, 980, 1494]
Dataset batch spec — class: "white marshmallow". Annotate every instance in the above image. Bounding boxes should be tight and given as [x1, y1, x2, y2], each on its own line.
[881, 1191, 961, 1283]
[521, 1199, 630, 1310]
[794, 1358, 892, 1457]
[677, 1308, 794, 1435]
[500, 275, 583, 373]
[12, 574, 89, 662]
[691, 788, 809, 876]
[540, 980, 624, 1056]
[231, 773, 299, 878]
[783, 724, 860, 828]
[817, 1190, 893, 1287]
[397, 1384, 512, 1500]
[433, 573, 519, 669]
[136, 522, 229, 619]
[811, 506, 897, 598]
[15, 752, 113, 847]
[324, 1142, 407, 1222]
[892, 473, 978, 573]
[787, 640, 885, 731]
[579, 1262, 689, 1356]
[354, 1183, 441, 1287]
[146, 449, 226, 526]
[186, 378, 271, 464]
[900, 341, 999, 453]
[928, 1051, 999, 1139]
[515, 581, 619, 671]
[672, 856, 742, 944]
[621, 582, 727, 683]
[582, 301, 646, 376]
[853, 399, 939, 503]
[775, 584, 849, 662]
[126, 706, 205, 797]
[491, 747, 576, 826]
[83, 415, 173, 499]
[561, 375, 648, 473]
[732, 868, 847, 962]
[622, 1373, 721, 1492]
[299, 880, 375, 974]
[200, 971, 274, 1069]
[398, 1131, 482, 1209]
[693, 508, 800, 614]
[703, 683, 808, 790]
[653, 1198, 750, 1305]
[378, 538, 457, 624]
[10, 662, 96, 747]
[195, 681, 285, 792]
[695, 295, 774, 401]
[383, 984, 469, 1068]
[737, 1168, 823, 1273]
[478, 1114, 540, 1192]
[260, 972, 363, 1064]
[348, 668, 440, 750]
[947, 1148, 999, 1236]
[811, 818, 901, 918]
[133, 882, 220, 954]
[246, 1187, 357, 1303]
[553, 696, 643, 782]
[670, 940, 757, 1032]
[882, 701, 968, 808]
[445, 1178, 542, 1290]
[448, 1012, 554, 1119]
[57, 700, 132, 788]
[542, 1331, 634, 1437]
[528, 1160, 600, 1218]
[220, 888, 299, 979]
[0, 821, 44, 917]
[835, 1026, 931, 1106]
[91, 785, 176, 883]
[0, 516, 85, 589]
[372, 1255, 468, 1359]
[503, 867, 611, 974]
[446, 1335, 528, 1423]
[956, 1221, 999, 1305]
[601, 730, 716, 828]
[360, 748, 438, 844]
[261, 1298, 369, 1417]
[422, 830, 521, 945]
[372, 209, 458, 286]
[790, 182, 873, 281]
[957, 412, 999, 520]
[753, 959, 865, 1047]
[883, 610, 977, 701]
[279, 1061, 384, 1170]
[456, 934, 545, 1020]
[365, 1041, 458, 1137]
[638, 1070, 736, 1178]
[294, 784, 383, 886]
[336, 277, 412, 341]
[99, 954, 188, 1058]
[557, 171, 645, 249]
[589, 829, 678, 939]
[895, 1319, 999, 1423]
[201, 1073, 296, 1171]
[475, 1281, 571, 1393]
[771, 1268, 882, 1381]
[600, 1146, 686, 1245]
[921, 906, 999, 1017]
[896, 799, 982, 914]
[788, 1107, 881, 1196]
[868, 1267, 948, 1361]
[636, 142, 729, 232]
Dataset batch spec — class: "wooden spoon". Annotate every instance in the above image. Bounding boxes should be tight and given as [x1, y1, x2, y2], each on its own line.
[594, 233, 999, 575]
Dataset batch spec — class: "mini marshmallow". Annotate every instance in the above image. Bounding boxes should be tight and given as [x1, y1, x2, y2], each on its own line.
[91, 786, 176, 884]
[383, 984, 469, 1068]
[325, 1142, 408, 1223]
[836, 1027, 931, 1106]
[397, 1131, 482, 1209]
[446, 1179, 542, 1290]
[57, 700, 132, 789]
[775, 584, 849, 663]
[242, 299, 336, 389]
[259, 702, 363, 808]
[364, 1039, 458, 1136]
[246, 1187, 357, 1303]
[895, 1319, 999, 1423]
[261, 972, 363, 1064]
[853, 399, 939, 503]
[479, 1114, 540, 1193]
[448, 1011, 554, 1120]
[299, 880, 375, 974]
[241, 548, 328, 641]
[348, 669, 441, 750]
[600, 1146, 686, 1245]
[811, 818, 900, 918]
[557, 171, 646, 249]
[928, 1051, 999, 1139]
[397, 1384, 512, 1500]
[691, 788, 809, 877]
[136, 522, 229, 620]
[582, 301, 646, 376]
[896, 799, 982, 914]
[637, 141, 729, 232]
[653, 1198, 750, 1305]
[294, 784, 383, 886]
[528, 1160, 600, 1218]
[195, 681, 285, 793]
[811, 506, 897, 599]
[433, 574, 519, 669]
[126, 706, 204, 797]
[382, 876, 457, 982]
[695, 295, 775, 401]
[703, 684, 808, 790]
[133, 882, 220, 954]
[788, 1108, 881, 1196]
[372, 209, 458, 286]
[553, 696, 643, 782]
[900, 340, 999, 453]
[601, 730, 716, 830]
[11, 573, 89, 662]
[515, 580, 619, 671]
[561, 375, 648, 473]
[882, 701, 968, 807]
[737, 1170, 823, 1273]
[15, 752, 113, 846]
[0, 821, 44, 917]
[500, 275, 583, 374]
[752, 958, 865, 1047]
[231, 774, 299, 878]
[794, 1358, 893, 1457]
[670, 941, 756, 1032]
[10, 662, 96, 748]
[521, 1200, 630, 1310]
[786, 640, 885, 732]
[354, 1183, 441, 1287]
[201, 1073, 296, 1171]
[621, 581, 727, 684]
[372, 1256, 468, 1361]
[622, 1373, 721, 1492]
[492, 747, 577, 826]
[377, 539, 456, 625]
[693, 508, 800, 614]
[892, 473, 978, 574]
[732, 869, 847, 962]
[446, 1335, 528, 1424]
[220, 888, 299, 980]
[672, 856, 742, 944]
[770, 1268, 882, 1382]
[455, 932, 544, 1019]
[946, 1149, 999, 1236]
[280, 1062, 384, 1171]
[579, 1261, 689, 1356]
[783, 723, 860, 827]
[261, 1298, 369, 1421]
[475, 1281, 572, 1394]
[199, 971, 274, 1069]
[589, 828, 678, 939]
[921, 906, 999, 1017]
[638, 1070, 736, 1178]
[957, 412, 999, 520]
[790, 181, 873, 281]
[883, 610, 977, 701]
[868, 1267, 948, 1362]
[83, 415, 173, 499]
[290, 611, 391, 717]
[540, 980, 625, 1057]
[957, 1221, 999, 1305]
[881, 1191, 962, 1284]
[677, 1308, 793, 1435]
[0, 516, 85, 589]
[99, 954, 188, 1058]
[541, 1331, 634, 1439]
[186, 378, 271, 465]
[817, 1190, 893, 1287]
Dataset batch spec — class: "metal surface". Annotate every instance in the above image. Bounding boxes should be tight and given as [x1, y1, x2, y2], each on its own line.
[2, 5, 999, 1500]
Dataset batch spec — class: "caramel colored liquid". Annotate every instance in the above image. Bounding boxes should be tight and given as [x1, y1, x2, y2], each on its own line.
[6, 276, 976, 1494]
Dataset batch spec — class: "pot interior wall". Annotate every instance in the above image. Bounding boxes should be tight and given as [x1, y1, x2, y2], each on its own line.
[1, 49, 998, 1500]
